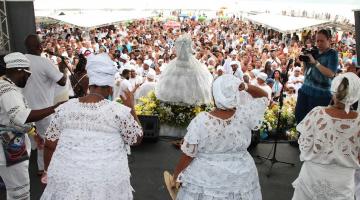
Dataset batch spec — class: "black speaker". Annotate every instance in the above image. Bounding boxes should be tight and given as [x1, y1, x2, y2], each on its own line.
[138, 115, 160, 142]
[6, 0, 36, 53]
[355, 10, 360, 65]
[0, 55, 6, 76]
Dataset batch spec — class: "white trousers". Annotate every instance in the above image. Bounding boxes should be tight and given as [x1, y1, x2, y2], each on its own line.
[29, 134, 44, 171]
[0, 160, 30, 200]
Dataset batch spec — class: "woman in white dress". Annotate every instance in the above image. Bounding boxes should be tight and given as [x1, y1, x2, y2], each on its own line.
[172, 74, 269, 200]
[155, 34, 213, 105]
[41, 53, 143, 200]
[292, 72, 360, 200]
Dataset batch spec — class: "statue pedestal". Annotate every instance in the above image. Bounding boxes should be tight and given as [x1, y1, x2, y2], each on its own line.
[159, 124, 187, 138]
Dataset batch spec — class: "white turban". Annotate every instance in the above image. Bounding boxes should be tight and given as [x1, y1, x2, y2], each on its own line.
[230, 50, 238, 56]
[257, 72, 268, 81]
[330, 72, 360, 113]
[294, 67, 301, 72]
[230, 61, 239, 67]
[144, 59, 153, 67]
[120, 54, 130, 61]
[147, 70, 156, 80]
[212, 74, 241, 110]
[4, 52, 31, 69]
[216, 66, 224, 71]
[86, 53, 117, 87]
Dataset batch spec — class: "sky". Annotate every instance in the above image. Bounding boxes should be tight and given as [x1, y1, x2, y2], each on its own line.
[34, 0, 359, 23]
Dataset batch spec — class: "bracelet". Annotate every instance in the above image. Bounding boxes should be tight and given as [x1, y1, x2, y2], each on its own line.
[315, 62, 321, 68]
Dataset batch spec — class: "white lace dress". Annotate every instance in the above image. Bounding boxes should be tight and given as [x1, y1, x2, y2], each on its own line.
[292, 106, 360, 200]
[176, 94, 268, 200]
[155, 34, 213, 105]
[40, 99, 142, 200]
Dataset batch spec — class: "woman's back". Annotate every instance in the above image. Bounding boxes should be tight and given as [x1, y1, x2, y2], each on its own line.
[43, 98, 142, 200]
[184, 92, 268, 155]
[298, 106, 360, 168]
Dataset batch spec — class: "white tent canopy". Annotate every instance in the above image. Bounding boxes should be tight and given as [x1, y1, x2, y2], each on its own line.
[39, 11, 155, 28]
[245, 13, 331, 33]
[34, 0, 224, 10]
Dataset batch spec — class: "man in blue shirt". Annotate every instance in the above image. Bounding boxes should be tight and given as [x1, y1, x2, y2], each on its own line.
[295, 30, 338, 124]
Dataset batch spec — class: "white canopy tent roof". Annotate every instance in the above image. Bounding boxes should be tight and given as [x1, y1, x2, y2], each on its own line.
[245, 13, 331, 33]
[33, 0, 224, 11]
[37, 11, 155, 28]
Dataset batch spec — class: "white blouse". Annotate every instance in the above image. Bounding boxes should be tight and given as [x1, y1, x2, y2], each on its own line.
[177, 92, 268, 199]
[297, 106, 360, 168]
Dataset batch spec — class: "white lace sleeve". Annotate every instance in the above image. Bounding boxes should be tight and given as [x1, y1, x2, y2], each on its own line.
[117, 106, 143, 145]
[239, 93, 269, 130]
[181, 113, 202, 157]
[45, 108, 63, 142]
[296, 107, 319, 152]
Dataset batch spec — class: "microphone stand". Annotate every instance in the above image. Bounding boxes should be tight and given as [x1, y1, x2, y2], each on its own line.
[256, 59, 295, 177]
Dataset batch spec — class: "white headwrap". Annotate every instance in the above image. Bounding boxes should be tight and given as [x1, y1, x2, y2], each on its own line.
[144, 59, 153, 67]
[294, 66, 301, 72]
[86, 53, 117, 87]
[120, 54, 130, 61]
[216, 66, 224, 71]
[147, 70, 156, 80]
[230, 61, 239, 67]
[257, 72, 268, 81]
[330, 72, 360, 113]
[212, 74, 241, 110]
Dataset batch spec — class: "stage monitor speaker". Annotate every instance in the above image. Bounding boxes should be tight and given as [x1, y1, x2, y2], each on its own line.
[355, 10, 360, 65]
[138, 115, 160, 142]
[0, 54, 6, 76]
[6, 0, 36, 53]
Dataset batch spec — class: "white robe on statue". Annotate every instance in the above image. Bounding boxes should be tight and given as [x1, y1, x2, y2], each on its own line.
[155, 34, 213, 105]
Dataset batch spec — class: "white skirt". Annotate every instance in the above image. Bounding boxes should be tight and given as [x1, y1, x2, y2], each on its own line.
[292, 161, 355, 200]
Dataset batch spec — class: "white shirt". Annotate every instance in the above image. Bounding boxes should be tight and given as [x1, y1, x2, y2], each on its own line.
[136, 68, 155, 80]
[0, 78, 32, 165]
[288, 75, 304, 92]
[129, 76, 143, 88]
[113, 78, 133, 100]
[134, 82, 156, 100]
[254, 82, 272, 100]
[23, 54, 63, 135]
[233, 68, 244, 81]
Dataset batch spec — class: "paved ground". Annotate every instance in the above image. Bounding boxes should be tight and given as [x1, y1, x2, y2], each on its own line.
[1, 138, 301, 200]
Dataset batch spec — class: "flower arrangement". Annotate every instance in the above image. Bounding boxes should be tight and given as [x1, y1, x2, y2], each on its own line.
[260, 97, 298, 140]
[134, 91, 213, 127]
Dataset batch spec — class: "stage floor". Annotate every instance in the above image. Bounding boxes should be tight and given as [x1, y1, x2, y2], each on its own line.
[1, 139, 301, 200]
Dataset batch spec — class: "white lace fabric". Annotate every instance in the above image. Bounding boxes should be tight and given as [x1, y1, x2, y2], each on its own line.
[293, 106, 360, 200]
[155, 34, 213, 105]
[41, 99, 142, 200]
[177, 95, 268, 200]
[297, 106, 360, 168]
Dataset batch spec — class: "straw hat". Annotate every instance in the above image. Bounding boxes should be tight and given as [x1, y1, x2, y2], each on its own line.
[163, 171, 179, 200]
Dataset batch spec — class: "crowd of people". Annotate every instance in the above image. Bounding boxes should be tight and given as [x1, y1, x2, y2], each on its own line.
[0, 15, 360, 200]
[35, 18, 358, 103]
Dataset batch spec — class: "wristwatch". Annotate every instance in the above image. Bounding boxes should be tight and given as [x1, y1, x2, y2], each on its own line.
[315, 62, 321, 68]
